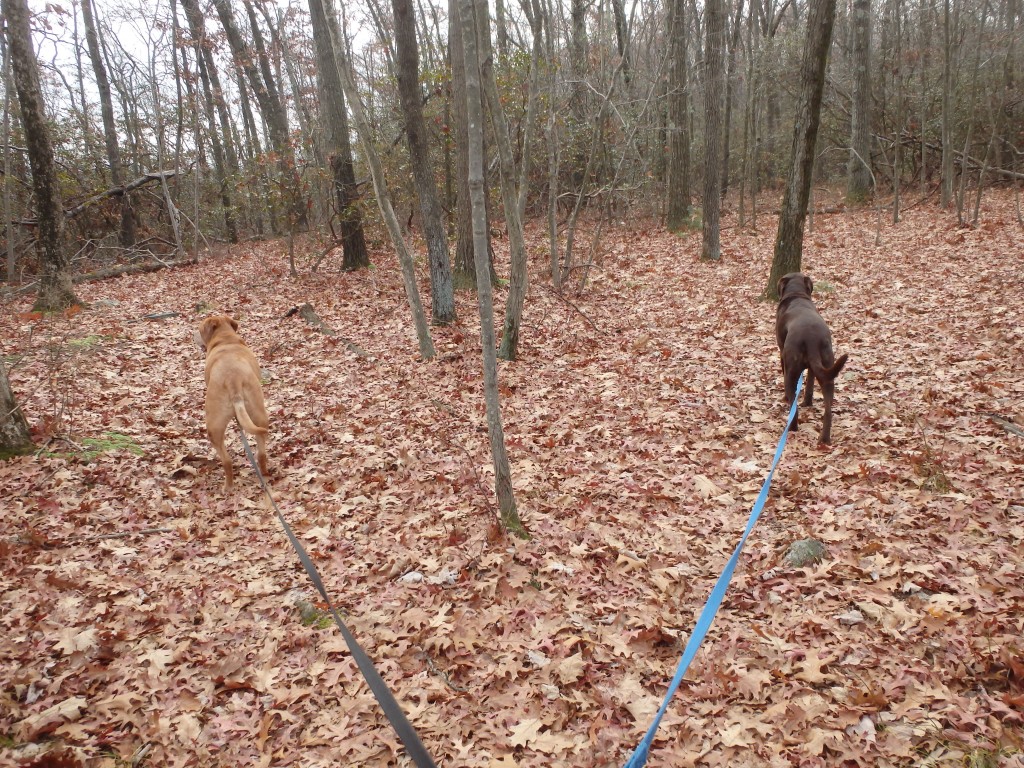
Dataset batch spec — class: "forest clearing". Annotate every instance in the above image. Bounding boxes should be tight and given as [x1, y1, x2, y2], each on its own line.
[1, 197, 1022, 766]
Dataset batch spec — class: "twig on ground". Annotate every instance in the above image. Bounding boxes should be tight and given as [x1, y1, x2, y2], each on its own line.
[988, 413, 1024, 438]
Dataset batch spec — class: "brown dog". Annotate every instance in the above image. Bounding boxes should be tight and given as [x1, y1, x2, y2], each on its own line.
[198, 315, 269, 490]
[775, 273, 848, 444]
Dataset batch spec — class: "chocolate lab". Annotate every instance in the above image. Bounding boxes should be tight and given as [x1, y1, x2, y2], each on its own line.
[775, 273, 848, 444]
[198, 315, 269, 490]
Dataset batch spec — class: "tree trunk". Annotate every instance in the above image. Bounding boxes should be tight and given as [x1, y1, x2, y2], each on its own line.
[212, 0, 306, 229]
[0, 361, 31, 455]
[940, 0, 955, 206]
[766, 0, 838, 298]
[494, 0, 510, 58]
[569, 0, 590, 175]
[449, 0, 477, 286]
[721, 0, 745, 199]
[738, 0, 758, 228]
[611, 0, 631, 83]
[447, 0, 496, 288]
[308, 0, 370, 270]
[458, 0, 526, 538]
[892, 0, 903, 222]
[235, 70, 269, 236]
[81, 0, 134, 247]
[475, 0, 531, 360]
[4, 35, 16, 284]
[330, 3, 435, 359]
[3, 0, 81, 311]
[847, 0, 873, 202]
[392, 0, 456, 324]
[701, 0, 726, 261]
[181, 0, 239, 242]
[543, 1, 561, 288]
[665, 0, 692, 229]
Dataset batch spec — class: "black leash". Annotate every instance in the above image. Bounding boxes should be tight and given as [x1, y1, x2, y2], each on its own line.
[238, 431, 438, 768]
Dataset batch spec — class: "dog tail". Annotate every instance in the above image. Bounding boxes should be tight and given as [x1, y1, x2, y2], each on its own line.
[808, 349, 848, 383]
[232, 398, 269, 435]
[824, 353, 848, 379]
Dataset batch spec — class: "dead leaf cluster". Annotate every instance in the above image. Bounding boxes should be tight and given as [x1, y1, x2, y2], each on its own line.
[1, 196, 1022, 767]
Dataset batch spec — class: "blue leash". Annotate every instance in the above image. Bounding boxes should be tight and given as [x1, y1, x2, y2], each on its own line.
[623, 371, 805, 768]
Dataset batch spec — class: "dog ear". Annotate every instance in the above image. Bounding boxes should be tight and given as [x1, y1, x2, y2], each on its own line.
[777, 275, 789, 296]
[230, 317, 239, 332]
[198, 318, 215, 346]
[803, 275, 814, 294]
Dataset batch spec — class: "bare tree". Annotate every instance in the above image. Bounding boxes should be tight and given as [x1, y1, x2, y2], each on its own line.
[701, 0, 726, 261]
[766, 0, 838, 297]
[847, 0, 873, 202]
[940, 0, 955, 207]
[308, 0, 370, 270]
[665, 0, 692, 229]
[475, 0, 533, 360]
[212, 0, 306, 229]
[181, 0, 240, 242]
[721, 0, 746, 198]
[80, 0, 134, 247]
[458, 0, 526, 537]
[392, 0, 456, 323]
[330, 1, 435, 359]
[3, 0, 82, 311]
[448, 0, 478, 285]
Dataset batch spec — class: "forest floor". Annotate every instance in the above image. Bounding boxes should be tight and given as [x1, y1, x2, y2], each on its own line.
[1, 193, 1023, 768]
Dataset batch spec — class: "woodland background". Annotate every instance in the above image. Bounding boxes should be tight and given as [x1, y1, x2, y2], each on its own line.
[1, 0, 1023, 763]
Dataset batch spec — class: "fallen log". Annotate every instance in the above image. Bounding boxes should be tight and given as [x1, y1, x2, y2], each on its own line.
[64, 170, 178, 219]
[71, 255, 198, 283]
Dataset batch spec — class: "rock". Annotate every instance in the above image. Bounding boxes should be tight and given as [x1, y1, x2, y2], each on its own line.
[785, 538, 828, 568]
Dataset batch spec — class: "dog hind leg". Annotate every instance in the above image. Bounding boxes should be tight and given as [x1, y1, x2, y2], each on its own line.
[819, 378, 836, 444]
[783, 363, 802, 432]
[207, 417, 234, 490]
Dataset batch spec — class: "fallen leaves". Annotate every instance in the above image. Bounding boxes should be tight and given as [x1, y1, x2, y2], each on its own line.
[1, 196, 1023, 765]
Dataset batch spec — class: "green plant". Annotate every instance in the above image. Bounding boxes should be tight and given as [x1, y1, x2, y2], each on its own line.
[76, 432, 144, 462]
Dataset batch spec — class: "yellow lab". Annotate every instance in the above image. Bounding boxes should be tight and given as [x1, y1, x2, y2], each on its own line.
[198, 315, 269, 490]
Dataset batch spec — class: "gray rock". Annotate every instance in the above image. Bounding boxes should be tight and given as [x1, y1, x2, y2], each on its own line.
[785, 538, 828, 568]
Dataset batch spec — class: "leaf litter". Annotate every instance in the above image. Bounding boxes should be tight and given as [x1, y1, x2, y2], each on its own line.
[1, 197, 1023, 767]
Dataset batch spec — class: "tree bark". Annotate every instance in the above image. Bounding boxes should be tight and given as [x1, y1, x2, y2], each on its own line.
[458, 0, 526, 538]
[766, 0, 838, 298]
[701, 0, 726, 261]
[212, 0, 306, 229]
[0, 360, 32, 455]
[80, 0, 134, 247]
[448, 0, 477, 285]
[181, 0, 239, 242]
[392, 0, 456, 324]
[3, 0, 81, 311]
[611, 0, 631, 83]
[665, 0, 692, 229]
[847, 0, 873, 202]
[476, 0, 531, 361]
[308, 0, 370, 270]
[721, 0, 745, 199]
[329, 3, 435, 359]
[940, 0, 955, 206]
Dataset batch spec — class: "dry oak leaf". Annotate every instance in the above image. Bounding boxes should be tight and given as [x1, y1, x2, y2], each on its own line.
[617, 676, 661, 725]
[694, 475, 723, 499]
[508, 718, 586, 754]
[555, 652, 586, 685]
[718, 720, 756, 748]
[53, 627, 98, 656]
[19, 696, 88, 740]
[794, 649, 835, 684]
